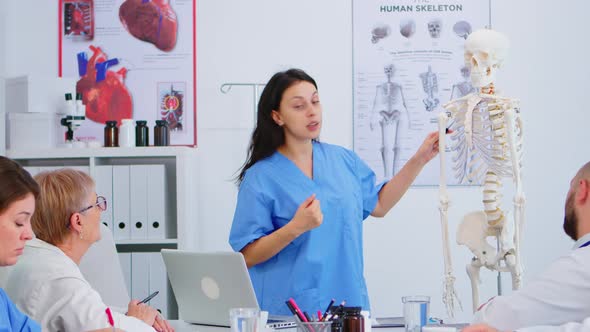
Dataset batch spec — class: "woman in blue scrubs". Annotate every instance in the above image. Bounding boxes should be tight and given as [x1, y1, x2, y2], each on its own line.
[0, 156, 41, 331]
[229, 69, 442, 315]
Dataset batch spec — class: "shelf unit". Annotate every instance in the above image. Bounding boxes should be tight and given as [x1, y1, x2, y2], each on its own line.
[7, 146, 198, 245]
[7, 146, 199, 319]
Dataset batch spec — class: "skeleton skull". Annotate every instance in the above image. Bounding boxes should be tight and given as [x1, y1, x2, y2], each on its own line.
[464, 29, 510, 88]
[384, 63, 395, 79]
[371, 24, 391, 44]
[399, 19, 416, 38]
[427, 19, 442, 38]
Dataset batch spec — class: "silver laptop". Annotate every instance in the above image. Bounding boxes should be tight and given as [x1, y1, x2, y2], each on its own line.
[161, 249, 295, 328]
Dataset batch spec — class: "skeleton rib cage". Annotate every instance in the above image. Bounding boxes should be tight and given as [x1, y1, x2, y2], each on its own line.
[447, 96, 523, 186]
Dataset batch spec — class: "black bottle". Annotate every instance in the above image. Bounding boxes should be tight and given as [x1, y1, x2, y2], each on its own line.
[342, 307, 364, 332]
[154, 120, 170, 146]
[104, 121, 119, 147]
[331, 318, 343, 332]
[135, 120, 149, 146]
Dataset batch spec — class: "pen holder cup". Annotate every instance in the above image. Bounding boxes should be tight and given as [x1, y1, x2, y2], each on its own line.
[297, 321, 333, 332]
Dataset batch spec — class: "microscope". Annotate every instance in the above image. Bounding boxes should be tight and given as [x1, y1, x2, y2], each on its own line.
[60, 92, 86, 142]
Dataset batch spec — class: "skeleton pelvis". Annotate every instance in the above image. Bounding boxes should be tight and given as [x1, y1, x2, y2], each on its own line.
[457, 211, 496, 265]
[379, 110, 401, 123]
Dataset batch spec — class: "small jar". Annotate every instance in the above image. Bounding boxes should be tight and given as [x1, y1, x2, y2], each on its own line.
[342, 307, 364, 332]
[154, 120, 170, 146]
[104, 121, 119, 147]
[331, 318, 343, 332]
[119, 119, 135, 147]
[135, 120, 149, 146]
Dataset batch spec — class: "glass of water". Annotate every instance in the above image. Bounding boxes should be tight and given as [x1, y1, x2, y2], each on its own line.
[229, 308, 260, 332]
[402, 296, 430, 332]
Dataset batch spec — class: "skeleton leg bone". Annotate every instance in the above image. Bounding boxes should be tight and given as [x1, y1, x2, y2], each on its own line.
[466, 258, 483, 313]
[504, 252, 521, 290]
[380, 111, 401, 178]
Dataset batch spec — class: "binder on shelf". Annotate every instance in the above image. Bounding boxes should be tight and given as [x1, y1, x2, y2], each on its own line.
[69, 165, 90, 175]
[149, 252, 169, 318]
[131, 252, 150, 301]
[113, 165, 131, 240]
[118, 252, 132, 298]
[23, 167, 40, 177]
[147, 165, 167, 239]
[130, 165, 149, 240]
[94, 165, 114, 232]
[38, 166, 63, 172]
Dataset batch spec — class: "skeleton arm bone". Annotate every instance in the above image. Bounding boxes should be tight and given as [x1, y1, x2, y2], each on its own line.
[437, 112, 462, 317]
[504, 107, 525, 288]
[400, 86, 411, 129]
[369, 87, 381, 131]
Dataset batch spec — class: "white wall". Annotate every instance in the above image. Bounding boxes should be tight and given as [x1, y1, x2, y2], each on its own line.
[2, 0, 590, 323]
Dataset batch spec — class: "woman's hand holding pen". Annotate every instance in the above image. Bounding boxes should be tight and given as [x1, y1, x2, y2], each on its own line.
[127, 300, 158, 325]
[127, 300, 176, 331]
[290, 194, 323, 234]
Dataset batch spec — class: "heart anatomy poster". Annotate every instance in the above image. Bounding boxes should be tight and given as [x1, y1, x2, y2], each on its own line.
[353, 0, 490, 185]
[59, 0, 196, 146]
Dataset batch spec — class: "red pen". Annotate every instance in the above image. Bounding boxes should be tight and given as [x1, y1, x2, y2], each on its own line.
[105, 307, 115, 331]
[288, 298, 309, 322]
[317, 310, 322, 321]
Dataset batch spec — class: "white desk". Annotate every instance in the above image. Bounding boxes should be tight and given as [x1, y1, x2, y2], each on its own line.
[169, 321, 228, 332]
[169, 321, 405, 332]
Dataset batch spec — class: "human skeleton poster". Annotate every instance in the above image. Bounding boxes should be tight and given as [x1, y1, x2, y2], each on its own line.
[353, 0, 490, 185]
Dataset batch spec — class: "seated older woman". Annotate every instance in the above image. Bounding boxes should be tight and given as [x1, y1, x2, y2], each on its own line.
[5, 168, 173, 332]
[0, 156, 41, 331]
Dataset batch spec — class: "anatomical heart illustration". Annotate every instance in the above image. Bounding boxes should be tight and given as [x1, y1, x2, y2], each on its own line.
[76, 45, 133, 125]
[119, 0, 178, 52]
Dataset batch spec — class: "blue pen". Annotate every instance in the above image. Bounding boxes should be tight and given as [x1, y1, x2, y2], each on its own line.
[320, 299, 334, 322]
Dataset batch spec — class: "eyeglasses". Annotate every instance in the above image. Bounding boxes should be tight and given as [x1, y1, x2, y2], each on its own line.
[79, 196, 107, 214]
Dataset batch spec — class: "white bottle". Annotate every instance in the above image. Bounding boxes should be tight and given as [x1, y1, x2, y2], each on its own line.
[119, 119, 135, 147]
[64, 93, 75, 115]
[75, 93, 85, 116]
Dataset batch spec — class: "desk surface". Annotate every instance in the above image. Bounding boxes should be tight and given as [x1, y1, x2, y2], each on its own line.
[169, 321, 405, 332]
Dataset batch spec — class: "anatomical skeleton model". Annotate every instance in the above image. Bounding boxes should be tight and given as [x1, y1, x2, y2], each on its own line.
[370, 64, 409, 178]
[436, 29, 525, 317]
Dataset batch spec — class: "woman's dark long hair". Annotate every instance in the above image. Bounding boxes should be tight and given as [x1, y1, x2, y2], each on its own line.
[236, 68, 318, 185]
[0, 156, 40, 214]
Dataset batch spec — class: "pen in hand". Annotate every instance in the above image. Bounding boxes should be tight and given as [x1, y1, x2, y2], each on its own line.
[140, 291, 159, 304]
[125, 291, 159, 315]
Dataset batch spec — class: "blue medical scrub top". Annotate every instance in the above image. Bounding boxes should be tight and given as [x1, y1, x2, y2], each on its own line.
[229, 141, 385, 315]
[0, 288, 41, 332]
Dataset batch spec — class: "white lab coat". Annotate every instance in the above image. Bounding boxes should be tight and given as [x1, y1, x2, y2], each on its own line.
[473, 233, 590, 331]
[5, 238, 155, 332]
[519, 317, 590, 332]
